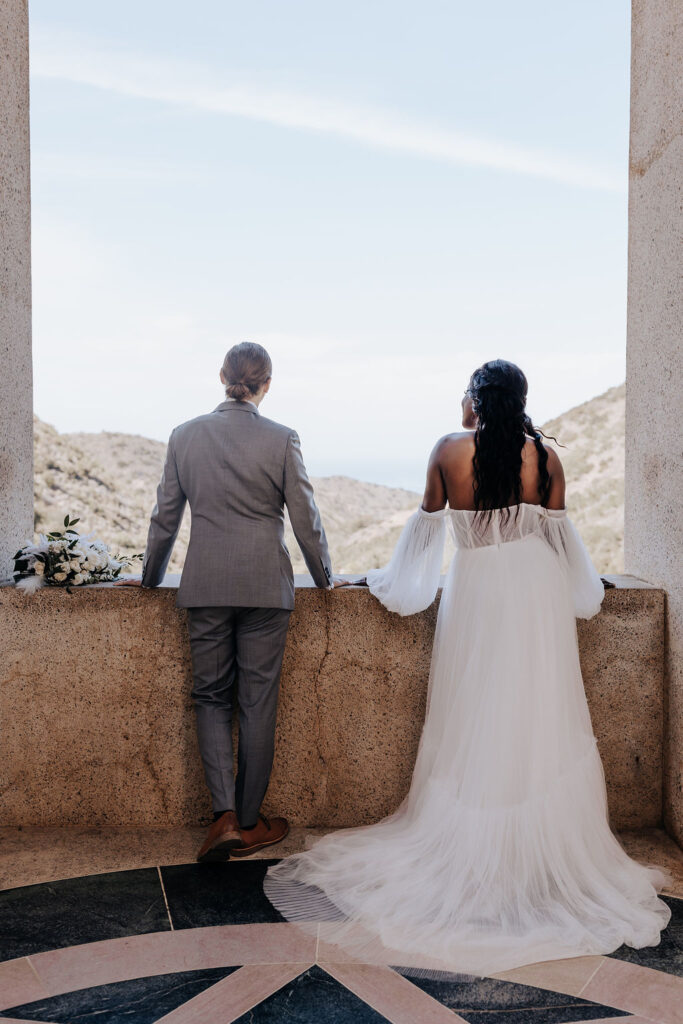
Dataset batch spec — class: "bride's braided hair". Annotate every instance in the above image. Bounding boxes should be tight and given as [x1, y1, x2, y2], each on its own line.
[469, 359, 556, 523]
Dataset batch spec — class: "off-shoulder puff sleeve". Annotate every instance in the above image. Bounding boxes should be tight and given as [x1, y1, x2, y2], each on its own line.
[538, 509, 605, 619]
[366, 507, 447, 616]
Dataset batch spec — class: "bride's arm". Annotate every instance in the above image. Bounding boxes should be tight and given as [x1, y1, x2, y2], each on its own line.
[540, 509, 605, 619]
[540, 447, 603, 619]
[421, 438, 448, 513]
[365, 441, 448, 616]
[366, 508, 447, 616]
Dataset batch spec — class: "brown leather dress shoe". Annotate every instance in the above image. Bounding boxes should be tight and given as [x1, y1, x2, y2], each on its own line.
[196, 810, 242, 862]
[230, 813, 289, 858]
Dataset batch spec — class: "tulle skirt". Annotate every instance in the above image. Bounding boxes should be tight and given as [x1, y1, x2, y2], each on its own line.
[264, 534, 671, 977]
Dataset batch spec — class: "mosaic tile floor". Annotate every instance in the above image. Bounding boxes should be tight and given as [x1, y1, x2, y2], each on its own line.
[0, 831, 681, 1024]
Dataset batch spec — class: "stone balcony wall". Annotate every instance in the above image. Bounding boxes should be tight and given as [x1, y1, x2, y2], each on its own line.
[0, 576, 666, 830]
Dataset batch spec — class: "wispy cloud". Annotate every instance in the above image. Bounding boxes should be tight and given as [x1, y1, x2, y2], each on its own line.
[30, 29, 624, 193]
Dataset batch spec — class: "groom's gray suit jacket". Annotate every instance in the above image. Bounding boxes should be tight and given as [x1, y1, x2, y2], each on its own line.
[141, 400, 333, 609]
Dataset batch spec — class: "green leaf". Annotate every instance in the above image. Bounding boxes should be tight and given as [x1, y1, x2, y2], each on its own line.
[64, 515, 69, 528]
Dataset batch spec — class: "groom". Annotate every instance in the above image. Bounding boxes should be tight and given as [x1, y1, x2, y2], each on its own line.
[119, 342, 338, 861]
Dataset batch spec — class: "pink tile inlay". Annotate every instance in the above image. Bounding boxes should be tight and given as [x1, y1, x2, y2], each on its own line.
[325, 962, 467, 1024]
[561, 1017, 655, 1024]
[0, 1018, 59, 1023]
[28, 923, 316, 997]
[155, 962, 312, 1023]
[581, 958, 683, 1024]
[0, 958, 50, 1013]
[490, 955, 606, 996]
[316, 920, 443, 972]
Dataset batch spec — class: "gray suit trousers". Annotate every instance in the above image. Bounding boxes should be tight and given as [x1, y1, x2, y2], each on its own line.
[187, 605, 291, 827]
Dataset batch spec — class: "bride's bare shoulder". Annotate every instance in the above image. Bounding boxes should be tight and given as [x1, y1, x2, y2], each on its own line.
[432, 431, 475, 459]
[433, 431, 475, 447]
[426, 433, 475, 481]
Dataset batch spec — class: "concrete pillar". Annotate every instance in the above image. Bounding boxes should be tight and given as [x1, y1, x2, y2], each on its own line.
[625, 1, 683, 843]
[0, 0, 33, 580]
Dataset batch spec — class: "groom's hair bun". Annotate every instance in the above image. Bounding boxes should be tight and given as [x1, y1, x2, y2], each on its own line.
[226, 380, 252, 401]
[222, 342, 272, 401]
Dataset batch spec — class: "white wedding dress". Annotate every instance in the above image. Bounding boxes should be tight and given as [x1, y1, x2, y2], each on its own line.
[264, 504, 671, 977]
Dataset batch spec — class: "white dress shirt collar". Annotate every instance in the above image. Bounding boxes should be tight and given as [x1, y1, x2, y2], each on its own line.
[226, 397, 259, 412]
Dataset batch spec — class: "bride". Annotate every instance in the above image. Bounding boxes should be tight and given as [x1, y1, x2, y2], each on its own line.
[264, 359, 671, 978]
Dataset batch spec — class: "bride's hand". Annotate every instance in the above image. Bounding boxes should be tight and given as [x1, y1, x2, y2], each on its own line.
[332, 576, 367, 588]
[114, 576, 143, 587]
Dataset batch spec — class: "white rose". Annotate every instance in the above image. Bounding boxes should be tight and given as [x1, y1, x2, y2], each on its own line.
[72, 573, 85, 585]
[53, 572, 67, 582]
[70, 559, 82, 570]
[34, 561, 45, 576]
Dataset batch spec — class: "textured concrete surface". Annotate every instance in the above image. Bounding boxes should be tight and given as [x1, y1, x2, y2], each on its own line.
[577, 583, 666, 829]
[625, 1, 683, 844]
[0, 578, 666, 830]
[0, 0, 33, 582]
[0, 825, 332, 890]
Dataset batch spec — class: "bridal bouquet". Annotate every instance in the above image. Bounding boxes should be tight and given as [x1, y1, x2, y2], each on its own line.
[13, 515, 142, 593]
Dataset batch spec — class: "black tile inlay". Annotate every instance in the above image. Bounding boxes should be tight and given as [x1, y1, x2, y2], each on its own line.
[405, 974, 630, 1024]
[609, 894, 683, 977]
[233, 965, 390, 1023]
[1, 966, 238, 1024]
[0, 868, 169, 961]
[161, 859, 284, 928]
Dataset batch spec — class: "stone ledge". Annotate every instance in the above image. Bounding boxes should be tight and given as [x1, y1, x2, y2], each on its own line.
[1, 572, 660, 591]
[0, 576, 666, 830]
[167, 574, 666, 591]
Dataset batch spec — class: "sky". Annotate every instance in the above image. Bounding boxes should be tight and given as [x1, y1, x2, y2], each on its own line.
[29, 0, 631, 491]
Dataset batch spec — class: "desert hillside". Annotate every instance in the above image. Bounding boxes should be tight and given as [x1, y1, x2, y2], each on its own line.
[33, 422, 420, 575]
[33, 383, 625, 575]
[543, 383, 624, 573]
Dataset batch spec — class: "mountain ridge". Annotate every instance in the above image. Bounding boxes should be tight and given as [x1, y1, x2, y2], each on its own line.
[33, 383, 625, 574]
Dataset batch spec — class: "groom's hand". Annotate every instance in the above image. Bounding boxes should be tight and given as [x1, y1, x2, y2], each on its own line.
[114, 576, 144, 587]
[331, 575, 366, 588]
